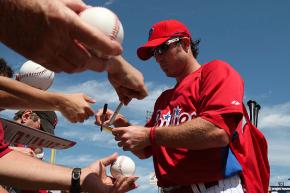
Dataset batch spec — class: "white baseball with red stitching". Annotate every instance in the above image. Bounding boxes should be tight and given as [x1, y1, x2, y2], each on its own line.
[79, 7, 124, 43]
[17, 60, 54, 91]
[110, 155, 135, 178]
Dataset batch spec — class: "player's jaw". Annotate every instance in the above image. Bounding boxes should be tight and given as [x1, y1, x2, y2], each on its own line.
[155, 52, 185, 78]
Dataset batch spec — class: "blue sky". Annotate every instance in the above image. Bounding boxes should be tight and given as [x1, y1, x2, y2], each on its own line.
[1, 0, 290, 191]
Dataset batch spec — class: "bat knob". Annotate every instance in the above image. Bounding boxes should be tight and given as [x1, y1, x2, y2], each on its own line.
[247, 100, 257, 106]
[255, 104, 261, 110]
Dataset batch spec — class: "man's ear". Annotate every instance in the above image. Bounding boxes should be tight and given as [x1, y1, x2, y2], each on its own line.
[21, 111, 32, 123]
[181, 37, 191, 52]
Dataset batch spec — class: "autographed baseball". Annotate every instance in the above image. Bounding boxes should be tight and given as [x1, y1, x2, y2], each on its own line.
[110, 156, 136, 178]
[79, 7, 124, 43]
[17, 60, 54, 90]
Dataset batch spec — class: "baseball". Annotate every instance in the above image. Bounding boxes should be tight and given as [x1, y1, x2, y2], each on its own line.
[110, 155, 136, 178]
[17, 60, 55, 91]
[79, 7, 124, 43]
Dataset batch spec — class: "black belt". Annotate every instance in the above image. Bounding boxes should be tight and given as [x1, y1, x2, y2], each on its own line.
[161, 181, 219, 193]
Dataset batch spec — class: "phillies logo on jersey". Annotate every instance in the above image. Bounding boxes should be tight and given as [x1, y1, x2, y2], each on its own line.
[155, 106, 197, 127]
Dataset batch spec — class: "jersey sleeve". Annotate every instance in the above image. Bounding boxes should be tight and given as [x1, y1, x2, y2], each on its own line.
[198, 60, 244, 136]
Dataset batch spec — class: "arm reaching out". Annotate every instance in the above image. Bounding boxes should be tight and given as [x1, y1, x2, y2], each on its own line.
[0, 151, 138, 193]
[107, 56, 148, 105]
[0, 76, 95, 123]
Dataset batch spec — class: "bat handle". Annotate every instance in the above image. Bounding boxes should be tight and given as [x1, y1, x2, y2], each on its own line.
[254, 103, 261, 127]
[247, 100, 256, 124]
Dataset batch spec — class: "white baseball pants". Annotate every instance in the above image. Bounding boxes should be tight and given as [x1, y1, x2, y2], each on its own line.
[191, 175, 244, 193]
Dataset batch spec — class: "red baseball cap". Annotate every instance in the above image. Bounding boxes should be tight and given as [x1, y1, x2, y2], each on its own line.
[137, 20, 191, 60]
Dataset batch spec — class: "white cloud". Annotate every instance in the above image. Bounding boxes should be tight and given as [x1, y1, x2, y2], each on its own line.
[56, 154, 98, 166]
[104, 0, 116, 6]
[61, 126, 116, 148]
[268, 139, 290, 167]
[53, 80, 118, 104]
[258, 102, 290, 129]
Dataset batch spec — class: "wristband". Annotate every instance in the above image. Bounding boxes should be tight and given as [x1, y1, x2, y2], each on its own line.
[70, 168, 81, 193]
[149, 126, 156, 145]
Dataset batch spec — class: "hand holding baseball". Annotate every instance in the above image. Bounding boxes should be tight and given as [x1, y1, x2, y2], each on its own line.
[79, 6, 148, 103]
[78, 6, 125, 72]
[0, 0, 122, 73]
[110, 156, 136, 178]
[81, 153, 138, 193]
[79, 7, 124, 44]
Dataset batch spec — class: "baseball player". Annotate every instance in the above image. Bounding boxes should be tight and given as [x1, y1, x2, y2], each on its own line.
[96, 20, 245, 193]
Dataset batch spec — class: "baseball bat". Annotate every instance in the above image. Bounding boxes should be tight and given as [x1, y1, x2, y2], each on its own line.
[247, 100, 256, 125]
[254, 103, 261, 127]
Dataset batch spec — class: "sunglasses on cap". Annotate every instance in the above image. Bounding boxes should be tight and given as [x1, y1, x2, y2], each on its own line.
[152, 37, 184, 57]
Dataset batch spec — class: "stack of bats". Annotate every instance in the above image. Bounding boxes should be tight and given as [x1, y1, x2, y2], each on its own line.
[247, 100, 261, 127]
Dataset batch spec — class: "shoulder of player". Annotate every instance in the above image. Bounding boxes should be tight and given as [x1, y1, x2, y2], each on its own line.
[154, 88, 173, 106]
[158, 89, 172, 99]
[201, 60, 239, 76]
[202, 59, 231, 70]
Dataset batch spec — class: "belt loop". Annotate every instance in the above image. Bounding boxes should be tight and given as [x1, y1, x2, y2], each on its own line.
[197, 183, 206, 192]
[190, 184, 201, 193]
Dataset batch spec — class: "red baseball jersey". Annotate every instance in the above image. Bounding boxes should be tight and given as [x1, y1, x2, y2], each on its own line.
[0, 120, 12, 157]
[145, 60, 244, 186]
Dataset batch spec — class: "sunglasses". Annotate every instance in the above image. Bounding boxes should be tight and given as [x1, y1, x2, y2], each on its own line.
[152, 37, 183, 57]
